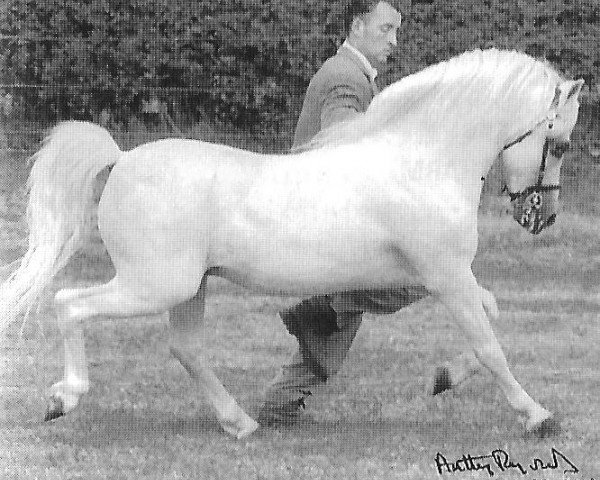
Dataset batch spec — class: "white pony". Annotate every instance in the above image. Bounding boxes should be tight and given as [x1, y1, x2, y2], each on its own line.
[0, 49, 583, 439]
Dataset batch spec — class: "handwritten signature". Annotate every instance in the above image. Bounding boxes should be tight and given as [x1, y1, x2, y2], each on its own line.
[434, 447, 579, 477]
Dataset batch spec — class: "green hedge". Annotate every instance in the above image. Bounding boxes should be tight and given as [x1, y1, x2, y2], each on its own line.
[1, 0, 599, 133]
[396, 0, 600, 85]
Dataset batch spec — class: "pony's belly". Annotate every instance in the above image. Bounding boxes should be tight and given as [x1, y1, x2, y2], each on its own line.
[210, 262, 416, 296]
[209, 231, 418, 295]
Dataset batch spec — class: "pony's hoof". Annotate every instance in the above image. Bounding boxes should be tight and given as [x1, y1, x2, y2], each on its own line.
[527, 416, 561, 438]
[236, 417, 259, 440]
[432, 366, 451, 395]
[220, 414, 259, 440]
[44, 396, 65, 421]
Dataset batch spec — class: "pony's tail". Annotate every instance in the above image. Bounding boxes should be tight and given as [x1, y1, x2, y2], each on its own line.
[0, 121, 121, 334]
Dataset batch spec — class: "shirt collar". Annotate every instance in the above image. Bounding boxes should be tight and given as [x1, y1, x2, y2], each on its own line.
[340, 40, 378, 83]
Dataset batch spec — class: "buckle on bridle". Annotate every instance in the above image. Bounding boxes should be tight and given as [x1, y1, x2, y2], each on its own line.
[505, 138, 561, 234]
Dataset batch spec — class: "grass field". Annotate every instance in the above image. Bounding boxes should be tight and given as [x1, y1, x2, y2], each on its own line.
[1, 151, 600, 479]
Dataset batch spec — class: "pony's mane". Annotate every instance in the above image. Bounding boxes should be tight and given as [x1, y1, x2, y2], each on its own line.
[298, 48, 565, 151]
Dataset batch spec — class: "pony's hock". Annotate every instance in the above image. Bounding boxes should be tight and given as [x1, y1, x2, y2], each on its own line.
[0, 48, 583, 439]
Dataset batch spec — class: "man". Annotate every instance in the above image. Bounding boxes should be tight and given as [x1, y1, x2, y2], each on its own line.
[258, 0, 435, 425]
[292, 1, 401, 149]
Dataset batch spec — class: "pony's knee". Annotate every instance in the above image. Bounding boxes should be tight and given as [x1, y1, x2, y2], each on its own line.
[471, 341, 507, 371]
[480, 286, 499, 320]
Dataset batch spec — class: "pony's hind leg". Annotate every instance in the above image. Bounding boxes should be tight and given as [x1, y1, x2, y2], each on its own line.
[432, 351, 481, 396]
[168, 275, 259, 439]
[46, 278, 173, 421]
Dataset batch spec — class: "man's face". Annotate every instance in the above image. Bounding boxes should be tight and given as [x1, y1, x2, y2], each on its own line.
[352, 2, 402, 65]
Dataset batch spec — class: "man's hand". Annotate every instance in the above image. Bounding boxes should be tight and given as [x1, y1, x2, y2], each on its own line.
[320, 84, 361, 130]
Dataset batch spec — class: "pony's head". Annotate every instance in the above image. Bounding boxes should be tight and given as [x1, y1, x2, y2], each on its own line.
[500, 77, 584, 234]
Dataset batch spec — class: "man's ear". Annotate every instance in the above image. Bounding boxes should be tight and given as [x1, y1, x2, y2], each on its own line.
[351, 17, 365, 36]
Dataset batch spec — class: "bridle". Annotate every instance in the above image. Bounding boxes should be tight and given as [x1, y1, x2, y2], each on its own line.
[497, 84, 575, 234]
[501, 85, 565, 202]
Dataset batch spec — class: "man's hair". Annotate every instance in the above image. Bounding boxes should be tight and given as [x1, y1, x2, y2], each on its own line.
[341, 0, 402, 33]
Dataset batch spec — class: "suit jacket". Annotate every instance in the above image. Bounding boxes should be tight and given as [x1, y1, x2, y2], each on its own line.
[292, 45, 379, 150]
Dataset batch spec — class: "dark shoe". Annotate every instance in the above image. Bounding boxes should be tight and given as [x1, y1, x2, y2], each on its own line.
[257, 389, 313, 426]
[257, 402, 301, 426]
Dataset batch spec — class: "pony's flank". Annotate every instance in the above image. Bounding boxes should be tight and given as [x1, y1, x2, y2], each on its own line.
[306, 49, 564, 151]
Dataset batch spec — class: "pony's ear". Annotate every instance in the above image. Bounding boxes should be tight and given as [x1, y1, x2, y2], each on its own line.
[560, 79, 585, 103]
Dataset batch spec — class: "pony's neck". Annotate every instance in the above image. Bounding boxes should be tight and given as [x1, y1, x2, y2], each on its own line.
[373, 50, 556, 190]
[391, 87, 510, 189]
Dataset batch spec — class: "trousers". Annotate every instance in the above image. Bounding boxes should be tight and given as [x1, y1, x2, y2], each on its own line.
[261, 286, 430, 414]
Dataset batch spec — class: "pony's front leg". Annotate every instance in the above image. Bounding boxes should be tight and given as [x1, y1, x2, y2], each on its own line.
[436, 272, 558, 436]
[432, 286, 497, 394]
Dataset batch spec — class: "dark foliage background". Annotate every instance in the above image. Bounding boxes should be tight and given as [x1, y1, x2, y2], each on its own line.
[1, 0, 599, 137]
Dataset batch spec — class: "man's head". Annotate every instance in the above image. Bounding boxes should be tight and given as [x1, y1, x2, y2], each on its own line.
[344, 1, 403, 66]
